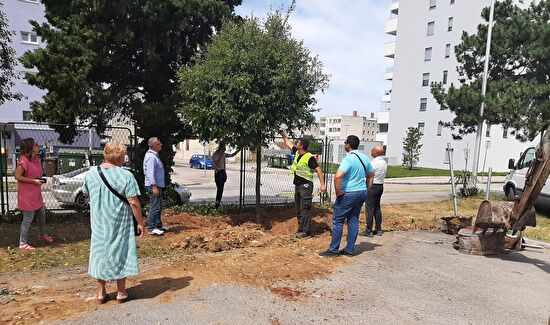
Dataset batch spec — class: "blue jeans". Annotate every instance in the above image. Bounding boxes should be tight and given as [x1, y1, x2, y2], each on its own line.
[146, 186, 164, 231]
[328, 190, 368, 254]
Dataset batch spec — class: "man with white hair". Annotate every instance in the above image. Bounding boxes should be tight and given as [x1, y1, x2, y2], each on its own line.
[143, 137, 166, 236]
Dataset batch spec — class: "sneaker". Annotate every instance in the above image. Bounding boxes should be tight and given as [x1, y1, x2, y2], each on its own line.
[160, 226, 169, 232]
[319, 250, 340, 257]
[359, 230, 374, 237]
[374, 230, 383, 236]
[148, 228, 165, 236]
[338, 249, 354, 256]
[19, 244, 35, 251]
[39, 234, 54, 243]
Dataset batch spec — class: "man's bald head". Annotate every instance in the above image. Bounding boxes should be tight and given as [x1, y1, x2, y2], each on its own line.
[371, 146, 385, 158]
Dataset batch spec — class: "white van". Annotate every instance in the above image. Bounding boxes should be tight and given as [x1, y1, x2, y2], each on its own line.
[503, 147, 550, 209]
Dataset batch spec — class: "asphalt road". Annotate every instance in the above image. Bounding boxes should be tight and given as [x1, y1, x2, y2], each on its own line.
[60, 230, 550, 325]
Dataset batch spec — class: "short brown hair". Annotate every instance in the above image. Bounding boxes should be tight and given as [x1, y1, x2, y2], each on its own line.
[103, 142, 127, 164]
[19, 138, 36, 159]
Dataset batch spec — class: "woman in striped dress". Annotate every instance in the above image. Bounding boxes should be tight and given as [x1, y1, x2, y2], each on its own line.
[82, 142, 146, 304]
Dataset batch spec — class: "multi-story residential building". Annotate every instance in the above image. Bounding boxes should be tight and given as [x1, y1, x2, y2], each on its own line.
[383, 0, 535, 172]
[1, 0, 47, 122]
[319, 111, 378, 141]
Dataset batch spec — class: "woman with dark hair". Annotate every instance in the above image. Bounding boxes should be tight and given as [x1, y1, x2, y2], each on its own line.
[15, 138, 53, 251]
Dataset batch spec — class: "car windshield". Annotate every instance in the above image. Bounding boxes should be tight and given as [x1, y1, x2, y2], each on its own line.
[196, 155, 212, 160]
[61, 166, 91, 177]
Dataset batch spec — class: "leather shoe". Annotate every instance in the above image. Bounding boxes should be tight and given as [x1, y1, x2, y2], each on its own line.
[338, 249, 353, 256]
[319, 250, 339, 257]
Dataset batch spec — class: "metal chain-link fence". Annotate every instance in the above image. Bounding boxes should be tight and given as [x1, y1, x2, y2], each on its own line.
[0, 122, 134, 214]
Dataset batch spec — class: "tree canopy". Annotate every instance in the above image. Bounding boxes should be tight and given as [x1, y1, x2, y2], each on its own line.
[178, 11, 329, 150]
[20, 0, 241, 182]
[432, 0, 550, 141]
[0, 4, 22, 106]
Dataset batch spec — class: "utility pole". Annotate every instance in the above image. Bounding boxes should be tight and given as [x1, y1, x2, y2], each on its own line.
[472, 0, 495, 188]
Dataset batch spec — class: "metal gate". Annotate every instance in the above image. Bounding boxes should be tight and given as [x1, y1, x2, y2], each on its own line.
[0, 122, 135, 214]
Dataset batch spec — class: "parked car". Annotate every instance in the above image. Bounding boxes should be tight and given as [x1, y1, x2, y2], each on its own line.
[52, 166, 192, 208]
[503, 147, 550, 209]
[189, 154, 213, 169]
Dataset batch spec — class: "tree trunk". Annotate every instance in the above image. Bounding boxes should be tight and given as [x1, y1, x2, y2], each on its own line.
[255, 147, 262, 223]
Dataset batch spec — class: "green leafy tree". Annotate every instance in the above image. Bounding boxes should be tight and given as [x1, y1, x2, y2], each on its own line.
[303, 134, 323, 155]
[432, 0, 550, 141]
[402, 127, 423, 170]
[19, 0, 241, 185]
[179, 8, 329, 217]
[0, 4, 22, 106]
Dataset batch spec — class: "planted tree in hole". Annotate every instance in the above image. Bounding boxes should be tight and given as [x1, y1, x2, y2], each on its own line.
[431, 0, 550, 141]
[19, 0, 242, 187]
[179, 5, 329, 220]
[0, 4, 22, 106]
[402, 127, 423, 170]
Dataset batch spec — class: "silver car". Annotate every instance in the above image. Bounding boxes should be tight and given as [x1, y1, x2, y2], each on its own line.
[52, 166, 192, 208]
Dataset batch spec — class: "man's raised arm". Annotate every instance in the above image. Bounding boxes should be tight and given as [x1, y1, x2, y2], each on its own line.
[279, 129, 295, 150]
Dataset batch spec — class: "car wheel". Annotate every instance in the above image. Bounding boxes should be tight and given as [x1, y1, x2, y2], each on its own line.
[75, 192, 89, 208]
[505, 185, 516, 200]
[189, 163, 193, 168]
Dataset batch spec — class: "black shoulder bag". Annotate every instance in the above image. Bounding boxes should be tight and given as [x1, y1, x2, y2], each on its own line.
[96, 166, 140, 236]
[350, 152, 368, 185]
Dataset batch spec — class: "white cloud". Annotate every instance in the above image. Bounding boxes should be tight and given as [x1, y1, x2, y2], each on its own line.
[236, 0, 392, 117]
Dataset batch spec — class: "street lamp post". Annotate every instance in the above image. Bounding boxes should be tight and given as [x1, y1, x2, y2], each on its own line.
[472, 0, 496, 188]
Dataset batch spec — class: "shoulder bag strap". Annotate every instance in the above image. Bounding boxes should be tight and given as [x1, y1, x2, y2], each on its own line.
[350, 152, 367, 176]
[96, 166, 129, 205]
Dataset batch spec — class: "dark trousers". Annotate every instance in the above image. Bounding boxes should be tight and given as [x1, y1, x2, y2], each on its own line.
[294, 183, 314, 234]
[146, 186, 164, 231]
[366, 184, 384, 232]
[215, 169, 227, 207]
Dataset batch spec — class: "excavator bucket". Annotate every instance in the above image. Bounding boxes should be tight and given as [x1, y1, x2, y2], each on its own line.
[474, 201, 513, 230]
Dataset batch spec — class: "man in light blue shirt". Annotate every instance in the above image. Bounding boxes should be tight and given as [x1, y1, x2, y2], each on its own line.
[143, 137, 166, 236]
[320, 135, 374, 257]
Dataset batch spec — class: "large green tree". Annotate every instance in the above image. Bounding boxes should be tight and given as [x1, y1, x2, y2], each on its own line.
[178, 9, 329, 215]
[0, 4, 22, 106]
[432, 0, 550, 141]
[20, 0, 241, 183]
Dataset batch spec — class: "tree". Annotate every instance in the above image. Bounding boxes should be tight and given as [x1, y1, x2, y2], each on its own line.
[19, 0, 242, 184]
[178, 7, 329, 217]
[0, 4, 22, 106]
[402, 127, 423, 170]
[431, 0, 550, 141]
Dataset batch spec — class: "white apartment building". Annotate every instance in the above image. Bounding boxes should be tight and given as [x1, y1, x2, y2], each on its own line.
[319, 111, 378, 141]
[383, 0, 536, 172]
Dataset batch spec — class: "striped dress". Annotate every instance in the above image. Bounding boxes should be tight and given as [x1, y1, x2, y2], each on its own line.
[83, 166, 140, 281]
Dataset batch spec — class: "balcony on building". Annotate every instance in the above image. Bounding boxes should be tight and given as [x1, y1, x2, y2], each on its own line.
[390, 0, 399, 14]
[385, 17, 398, 36]
[384, 66, 394, 81]
[384, 41, 395, 58]
[382, 89, 391, 102]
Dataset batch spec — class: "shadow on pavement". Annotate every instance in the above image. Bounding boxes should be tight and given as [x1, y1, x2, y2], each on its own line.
[129, 276, 193, 300]
[486, 251, 550, 275]
[353, 241, 382, 256]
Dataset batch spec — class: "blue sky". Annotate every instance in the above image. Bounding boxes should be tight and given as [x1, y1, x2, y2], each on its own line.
[235, 0, 391, 117]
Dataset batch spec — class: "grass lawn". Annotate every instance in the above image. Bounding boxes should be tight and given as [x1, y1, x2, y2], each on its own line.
[321, 163, 508, 178]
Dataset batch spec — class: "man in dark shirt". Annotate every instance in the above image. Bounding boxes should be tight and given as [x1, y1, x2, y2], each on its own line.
[279, 130, 327, 238]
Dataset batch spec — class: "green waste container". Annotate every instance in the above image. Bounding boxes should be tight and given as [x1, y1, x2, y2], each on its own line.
[273, 156, 283, 168]
[44, 157, 58, 177]
[267, 156, 274, 167]
[58, 149, 88, 174]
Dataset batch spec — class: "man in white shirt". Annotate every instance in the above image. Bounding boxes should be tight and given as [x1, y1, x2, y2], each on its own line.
[361, 146, 388, 237]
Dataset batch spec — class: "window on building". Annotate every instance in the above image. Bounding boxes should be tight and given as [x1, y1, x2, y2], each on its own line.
[443, 70, 448, 84]
[445, 44, 451, 58]
[424, 47, 432, 61]
[22, 111, 33, 121]
[448, 17, 454, 32]
[485, 125, 491, 137]
[427, 21, 435, 36]
[503, 127, 508, 138]
[379, 123, 389, 133]
[419, 98, 427, 111]
[422, 73, 430, 86]
[437, 122, 443, 136]
[450, 0, 455, 4]
[418, 122, 425, 135]
[429, 0, 437, 9]
[21, 31, 38, 44]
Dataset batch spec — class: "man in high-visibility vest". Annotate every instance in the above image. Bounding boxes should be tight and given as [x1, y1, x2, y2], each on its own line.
[279, 130, 327, 238]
